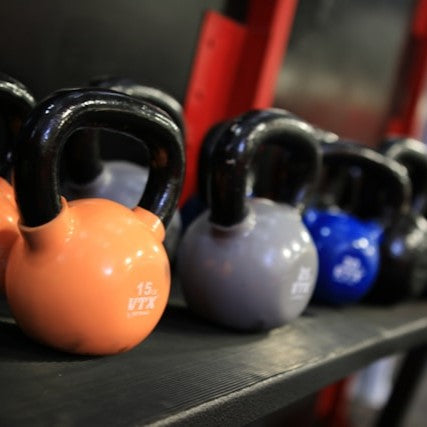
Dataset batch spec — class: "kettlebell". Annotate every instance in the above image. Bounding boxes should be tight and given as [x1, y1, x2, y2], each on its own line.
[5, 88, 185, 355]
[363, 137, 427, 302]
[304, 141, 411, 305]
[180, 121, 231, 231]
[177, 109, 320, 331]
[0, 73, 35, 292]
[62, 77, 185, 260]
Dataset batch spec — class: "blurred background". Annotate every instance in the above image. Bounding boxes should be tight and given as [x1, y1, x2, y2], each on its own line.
[0, 0, 422, 145]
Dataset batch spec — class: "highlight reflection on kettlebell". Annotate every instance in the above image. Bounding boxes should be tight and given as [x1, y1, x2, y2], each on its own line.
[5, 88, 185, 355]
[177, 109, 320, 331]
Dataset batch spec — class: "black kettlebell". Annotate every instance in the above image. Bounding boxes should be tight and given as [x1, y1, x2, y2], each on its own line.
[0, 73, 35, 177]
[363, 136, 427, 303]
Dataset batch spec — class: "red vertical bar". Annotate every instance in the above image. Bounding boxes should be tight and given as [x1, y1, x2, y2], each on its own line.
[412, 0, 427, 37]
[386, 0, 427, 137]
[227, 0, 298, 116]
[315, 379, 352, 427]
[182, 12, 246, 204]
[182, 1, 299, 204]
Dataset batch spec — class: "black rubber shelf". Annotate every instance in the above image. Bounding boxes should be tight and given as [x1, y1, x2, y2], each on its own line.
[1, 294, 427, 426]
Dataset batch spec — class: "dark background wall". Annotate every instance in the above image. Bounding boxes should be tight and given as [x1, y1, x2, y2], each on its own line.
[0, 0, 225, 102]
[274, 0, 417, 145]
[0, 0, 419, 145]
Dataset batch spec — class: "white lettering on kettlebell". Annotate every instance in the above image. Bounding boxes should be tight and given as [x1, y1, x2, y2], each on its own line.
[290, 267, 313, 300]
[128, 296, 158, 311]
[137, 281, 157, 296]
[127, 281, 158, 317]
[332, 256, 365, 285]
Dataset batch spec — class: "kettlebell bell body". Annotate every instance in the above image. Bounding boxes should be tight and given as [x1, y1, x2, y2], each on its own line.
[7, 199, 169, 354]
[0, 179, 19, 292]
[178, 110, 320, 331]
[303, 208, 382, 304]
[305, 141, 410, 305]
[180, 199, 317, 330]
[6, 89, 184, 355]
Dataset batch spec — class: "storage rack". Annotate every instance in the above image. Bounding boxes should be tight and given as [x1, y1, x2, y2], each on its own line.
[1, 296, 427, 425]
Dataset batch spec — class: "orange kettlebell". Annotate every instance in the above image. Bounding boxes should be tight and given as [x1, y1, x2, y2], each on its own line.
[0, 73, 35, 292]
[5, 88, 185, 355]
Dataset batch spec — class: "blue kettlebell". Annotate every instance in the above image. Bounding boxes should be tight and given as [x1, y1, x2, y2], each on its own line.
[303, 141, 411, 305]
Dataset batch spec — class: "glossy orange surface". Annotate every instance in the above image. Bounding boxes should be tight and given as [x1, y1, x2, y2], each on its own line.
[0, 178, 16, 205]
[0, 178, 19, 293]
[5, 198, 170, 355]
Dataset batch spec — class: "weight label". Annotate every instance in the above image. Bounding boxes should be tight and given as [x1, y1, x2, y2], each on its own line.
[290, 267, 313, 300]
[333, 256, 365, 285]
[127, 281, 158, 317]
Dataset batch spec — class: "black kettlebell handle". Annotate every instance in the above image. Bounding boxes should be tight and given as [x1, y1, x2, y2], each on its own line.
[91, 77, 185, 135]
[0, 73, 35, 175]
[322, 141, 411, 222]
[65, 77, 185, 185]
[208, 109, 321, 227]
[313, 127, 339, 145]
[13, 88, 185, 227]
[380, 137, 427, 215]
[197, 121, 231, 205]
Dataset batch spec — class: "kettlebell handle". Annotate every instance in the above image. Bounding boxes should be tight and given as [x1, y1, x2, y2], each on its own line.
[208, 109, 321, 227]
[197, 121, 231, 205]
[65, 77, 185, 185]
[322, 141, 411, 222]
[0, 73, 35, 175]
[13, 88, 185, 227]
[91, 77, 185, 135]
[0, 73, 35, 119]
[380, 137, 427, 215]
